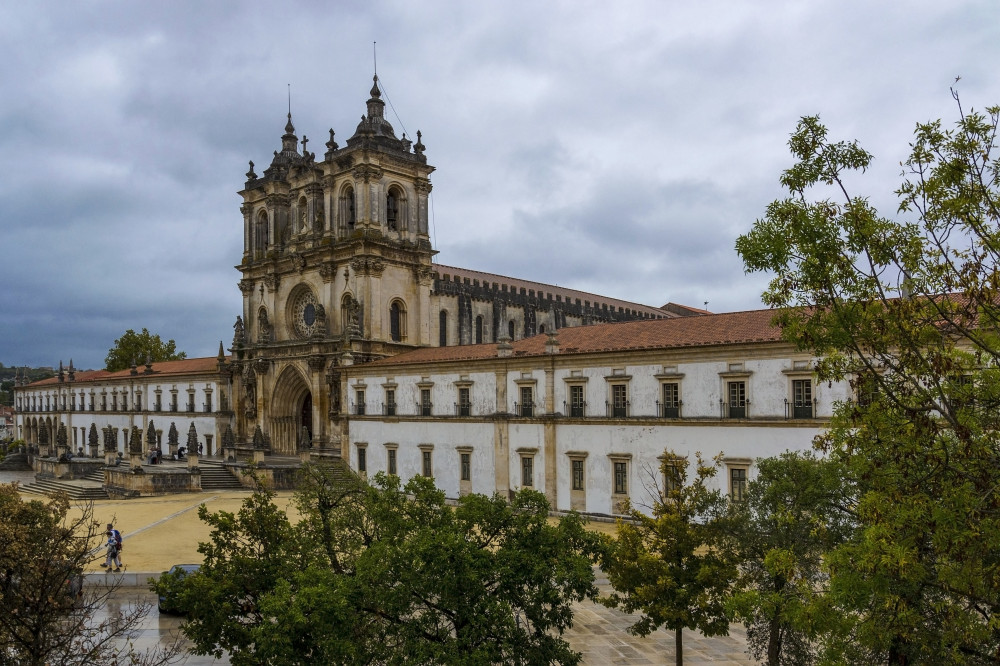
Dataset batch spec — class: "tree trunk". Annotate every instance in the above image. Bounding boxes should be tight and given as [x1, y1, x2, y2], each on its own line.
[675, 627, 683, 666]
[767, 618, 782, 665]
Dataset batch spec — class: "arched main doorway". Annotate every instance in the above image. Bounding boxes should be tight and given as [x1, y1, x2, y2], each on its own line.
[269, 365, 314, 456]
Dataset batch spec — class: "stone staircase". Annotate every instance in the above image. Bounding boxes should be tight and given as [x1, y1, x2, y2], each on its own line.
[19, 467, 109, 500]
[198, 460, 245, 490]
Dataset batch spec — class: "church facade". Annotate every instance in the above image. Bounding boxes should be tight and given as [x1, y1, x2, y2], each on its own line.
[227, 76, 697, 458]
[13, 77, 833, 513]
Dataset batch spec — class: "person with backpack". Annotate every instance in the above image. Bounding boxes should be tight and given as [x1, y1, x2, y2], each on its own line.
[102, 523, 123, 572]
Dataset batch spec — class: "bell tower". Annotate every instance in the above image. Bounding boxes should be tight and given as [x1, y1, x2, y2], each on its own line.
[231, 76, 436, 456]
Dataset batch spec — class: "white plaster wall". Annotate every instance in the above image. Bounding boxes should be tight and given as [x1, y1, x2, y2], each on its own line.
[348, 419, 496, 498]
[551, 422, 823, 515]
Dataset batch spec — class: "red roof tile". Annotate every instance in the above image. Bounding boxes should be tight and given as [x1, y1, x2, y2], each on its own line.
[23, 357, 222, 387]
[367, 307, 785, 367]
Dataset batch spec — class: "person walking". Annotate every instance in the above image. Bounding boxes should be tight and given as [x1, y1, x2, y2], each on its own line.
[101, 523, 124, 572]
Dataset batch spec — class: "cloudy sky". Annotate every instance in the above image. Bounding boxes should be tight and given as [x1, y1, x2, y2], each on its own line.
[1, 1, 997, 369]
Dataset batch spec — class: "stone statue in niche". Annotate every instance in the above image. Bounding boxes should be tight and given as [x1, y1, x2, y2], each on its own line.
[257, 309, 272, 343]
[233, 316, 246, 349]
[242, 364, 257, 420]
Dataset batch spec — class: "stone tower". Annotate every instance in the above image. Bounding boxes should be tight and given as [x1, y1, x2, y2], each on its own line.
[232, 76, 435, 456]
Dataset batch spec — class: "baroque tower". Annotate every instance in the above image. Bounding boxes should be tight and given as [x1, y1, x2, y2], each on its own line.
[232, 76, 435, 456]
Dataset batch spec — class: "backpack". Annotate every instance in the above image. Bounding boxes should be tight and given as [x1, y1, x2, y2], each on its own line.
[112, 528, 123, 550]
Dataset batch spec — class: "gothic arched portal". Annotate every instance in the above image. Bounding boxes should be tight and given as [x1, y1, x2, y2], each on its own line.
[269, 365, 313, 455]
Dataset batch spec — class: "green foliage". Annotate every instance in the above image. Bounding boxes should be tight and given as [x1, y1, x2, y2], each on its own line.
[600, 451, 737, 665]
[0, 485, 177, 665]
[161, 466, 603, 665]
[726, 452, 853, 666]
[104, 327, 186, 372]
[737, 92, 1000, 663]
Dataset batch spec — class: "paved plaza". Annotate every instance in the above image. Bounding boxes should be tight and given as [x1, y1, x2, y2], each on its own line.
[4, 471, 754, 664]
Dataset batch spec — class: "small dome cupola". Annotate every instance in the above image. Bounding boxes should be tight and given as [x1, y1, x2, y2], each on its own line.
[280, 112, 299, 155]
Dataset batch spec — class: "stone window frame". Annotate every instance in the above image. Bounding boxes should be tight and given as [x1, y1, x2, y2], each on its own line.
[389, 299, 407, 342]
[655, 366, 685, 419]
[419, 443, 434, 478]
[454, 377, 473, 417]
[384, 443, 398, 476]
[513, 375, 538, 417]
[783, 360, 817, 419]
[516, 446, 538, 488]
[604, 369, 631, 418]
[566, 450, 589, 512]
[562, 372, 589, 417]
[355, 442, 368, 477]
[352, 381, 367, 416]
[456, 445, 473, 496]
[382, 380, 398, 417]
[608, 452, 633, 515]
[417, 378, 434, 416]
[657, 452, 687, 501]
[725, 457, 752, 501]
[719, 363, 752, 419]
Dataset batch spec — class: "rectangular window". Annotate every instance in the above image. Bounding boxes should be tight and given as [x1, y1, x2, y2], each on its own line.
[519, 386, 534, 417]
[521, 456, 534, 487]
[613, 461, 628, 495]
[461, 453, 471, 481]
[421, 389, 432, 416]
[792, 379, 813, 418]
[112, 395, 118, 411]
[727, 381, 746, 418]
[661, 382, 680, 418]
[730, 467, 748, 501]
[663, 462, 682, 497]
[422, 450, 433, 477]
[387, 449, 397, 476]
[102, 396, 108, 411]
[355, 390, 365, 416]
[611, 384, 628, 418]
[170, 394, 178, 412]
[358, 447, 367, 473]
[458, 387, 471, 416]
[572, 459, 584, 491]
[187, 396, 195, 412]
[570, 385, 585, 417]
[385, 389, 396, 416]
[205, 394, 213, 413]
[122, 394, 128, 411]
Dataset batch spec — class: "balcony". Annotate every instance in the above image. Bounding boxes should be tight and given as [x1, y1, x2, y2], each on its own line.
[657, 400, 682, 418]
[720, 400, 749, 419]
[605, 401, 630, 418]
[383, 402, 397, 416]
[515, 402, 535, 417]
[563, 400, 588, 417]
[785, 399, 816, 419]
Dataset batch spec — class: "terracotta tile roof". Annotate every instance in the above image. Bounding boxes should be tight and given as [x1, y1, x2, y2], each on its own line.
[22, 357, 222, 388]
[367, 307, 784, 367]
[432, 263, 688, 319]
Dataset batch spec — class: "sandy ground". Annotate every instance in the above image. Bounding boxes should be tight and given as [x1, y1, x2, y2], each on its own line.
[43, 489, 621, 573]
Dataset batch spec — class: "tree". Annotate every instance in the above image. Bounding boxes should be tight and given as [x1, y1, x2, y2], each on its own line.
[0, 484, 178, 665]
[159, 466, 603, 665]
[726, 452, 853, 666]
[736, 92, 1000, 662]
[104, 328, 185, 372]
[599, 451, 736, 666]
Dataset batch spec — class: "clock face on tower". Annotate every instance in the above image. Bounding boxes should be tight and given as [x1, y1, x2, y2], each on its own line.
[290, 289, 319, 338]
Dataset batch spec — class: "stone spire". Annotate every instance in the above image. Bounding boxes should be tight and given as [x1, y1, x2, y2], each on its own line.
[281, 112, 298, 155]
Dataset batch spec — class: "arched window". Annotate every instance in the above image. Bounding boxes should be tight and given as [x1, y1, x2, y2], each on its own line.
[539, 324, 546, 335]
[386, 187, 399, 231]
[254, 210, 269, 256]
[508, 320, 515, 341]
[346, 187, 356, 229]
[390, 301, 406, 342]
[475, 315, 484, 344]
[439, 310, 449, 347]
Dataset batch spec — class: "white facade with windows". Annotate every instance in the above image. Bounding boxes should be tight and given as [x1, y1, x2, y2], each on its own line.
[340, 309, 849, 517]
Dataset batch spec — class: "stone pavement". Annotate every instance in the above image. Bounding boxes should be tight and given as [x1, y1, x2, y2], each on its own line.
[6, 475, 755, 664]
